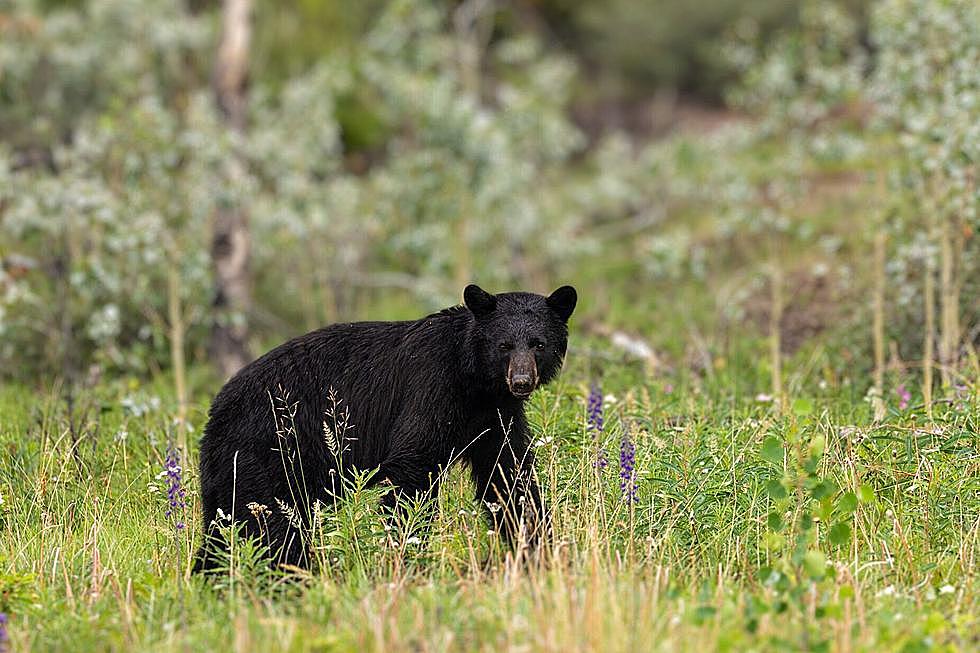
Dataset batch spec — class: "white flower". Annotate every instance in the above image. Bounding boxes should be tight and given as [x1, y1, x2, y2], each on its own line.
[756, 393, 773, 403]
[939, 584, 955, 595]
[533, 436, 553, 447]
[877, 585, 896, 597]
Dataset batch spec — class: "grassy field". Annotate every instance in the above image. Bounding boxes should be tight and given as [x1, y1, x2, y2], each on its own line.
[1, 340, 977, 652]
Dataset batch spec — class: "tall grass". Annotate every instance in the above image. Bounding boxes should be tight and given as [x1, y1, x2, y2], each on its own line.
[0, 353, 976, 651]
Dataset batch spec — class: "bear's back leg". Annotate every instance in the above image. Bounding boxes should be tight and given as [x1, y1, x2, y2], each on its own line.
[195, 444, 317, 572]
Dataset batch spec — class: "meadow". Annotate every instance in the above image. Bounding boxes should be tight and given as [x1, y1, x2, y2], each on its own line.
[1, 0, 979, 651]
[1, 342, 977, 652]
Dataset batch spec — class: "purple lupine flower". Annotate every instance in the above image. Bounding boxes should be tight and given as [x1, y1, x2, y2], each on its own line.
[164, 445, 186, 530]
[587, 382, 608, 468]
[619, 431, 638, 503]
[895, 384, 911, 411]
[587, 382, 604, 432]
[0, 612, 8, 653]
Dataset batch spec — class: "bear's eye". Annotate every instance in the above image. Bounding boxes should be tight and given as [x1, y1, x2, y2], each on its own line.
[531, 340, 546, 351]
[498, 342, 514, 352]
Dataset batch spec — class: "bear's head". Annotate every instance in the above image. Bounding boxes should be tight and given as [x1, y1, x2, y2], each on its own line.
[464, 284, 577, 400]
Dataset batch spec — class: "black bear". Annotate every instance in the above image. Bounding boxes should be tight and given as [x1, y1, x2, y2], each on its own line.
[193, 284, 577, 571]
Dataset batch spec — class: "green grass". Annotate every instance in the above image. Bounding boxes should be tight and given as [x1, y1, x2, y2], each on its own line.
[0, 348, 977, 652]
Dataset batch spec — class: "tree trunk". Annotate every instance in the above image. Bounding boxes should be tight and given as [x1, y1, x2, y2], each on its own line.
[923, 254, 935, 418]
[872, 229, 886, 421]
[452, 0, 493, 290]
[939, 215, 958, 388]
[769, 258, 783, 409]
[210, 0, 253, 379]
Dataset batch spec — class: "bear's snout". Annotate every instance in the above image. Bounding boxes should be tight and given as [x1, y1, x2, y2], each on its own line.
[507, 352, 539, 398]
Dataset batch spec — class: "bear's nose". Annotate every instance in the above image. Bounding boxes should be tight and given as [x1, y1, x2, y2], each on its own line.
[511, 374, 533, 393]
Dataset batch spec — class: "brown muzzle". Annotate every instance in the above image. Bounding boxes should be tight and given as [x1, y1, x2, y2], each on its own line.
[507, 351, 539, 398]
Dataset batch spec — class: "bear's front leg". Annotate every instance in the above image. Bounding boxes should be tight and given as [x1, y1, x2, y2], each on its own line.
[468, 423, 549, 552]
[375, 451, 445, 543]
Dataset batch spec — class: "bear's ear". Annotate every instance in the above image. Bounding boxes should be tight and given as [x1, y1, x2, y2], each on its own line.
[546, 285, 577, 321]
[464, 284, 497, 316]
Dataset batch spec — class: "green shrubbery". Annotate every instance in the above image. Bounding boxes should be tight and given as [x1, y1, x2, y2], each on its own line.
[1, 0, 977, 400]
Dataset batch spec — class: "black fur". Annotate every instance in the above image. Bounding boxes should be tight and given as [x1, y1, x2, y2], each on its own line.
[193, 285, 577, 571]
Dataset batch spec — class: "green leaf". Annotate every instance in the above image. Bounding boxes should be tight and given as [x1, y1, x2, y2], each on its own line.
[760, 437, 784, 464]
[767, 511, 784, 532]
[828, 521, 851, 545]
[808, 434, 826, 459]
[764, 532, 785, 550]
[858, 483, 876, 504]
[838, 491, 858, 513]
[765, 479, 788, 499]
[801, 512, 814, 531]
[792, 397, 814, 416]
[803, 550, 826, 579]
[811, 480, 837, 501]
[816, 496, 834, 522]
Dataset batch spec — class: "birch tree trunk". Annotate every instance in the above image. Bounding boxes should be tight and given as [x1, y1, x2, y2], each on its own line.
[210, 0, 253, 379]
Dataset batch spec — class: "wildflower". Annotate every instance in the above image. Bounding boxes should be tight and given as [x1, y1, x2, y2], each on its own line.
[663, 383, 674, 395]
[938, 584, 955, 595]
[895, 384, 911, 411]
[755, 393, 773, 403]
[214, 507, 231, 524]
[587, 382, 604, 432]
[164, 445, 186, 530]
[587, 382, 608, 468]
[619, 431, 638, 503]
[0, 612, 8, 653]
[246, 502, 271, 520]
[863, 386, 880, 404]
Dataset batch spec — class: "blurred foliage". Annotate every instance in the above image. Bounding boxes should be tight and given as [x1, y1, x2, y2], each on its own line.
[557, 0, 801, 100]
[0, 0, 977, 387]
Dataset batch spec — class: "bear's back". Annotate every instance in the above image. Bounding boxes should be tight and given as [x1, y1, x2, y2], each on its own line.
[201, 313, 470, 466]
